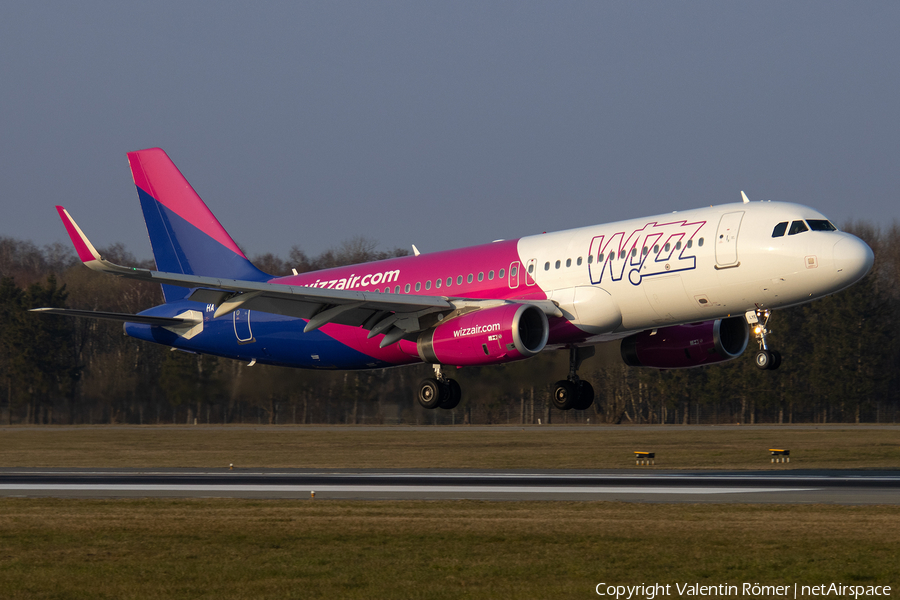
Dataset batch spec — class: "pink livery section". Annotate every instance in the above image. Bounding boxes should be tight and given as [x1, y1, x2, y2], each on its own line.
[272, 239, 546, 303]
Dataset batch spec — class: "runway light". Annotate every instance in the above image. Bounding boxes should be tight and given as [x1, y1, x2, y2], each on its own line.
[310, 491, 315, 499]
[229, 463, 234, 470]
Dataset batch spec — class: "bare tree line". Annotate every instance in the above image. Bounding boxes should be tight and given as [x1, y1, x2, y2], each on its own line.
[1, 222, 898, 425]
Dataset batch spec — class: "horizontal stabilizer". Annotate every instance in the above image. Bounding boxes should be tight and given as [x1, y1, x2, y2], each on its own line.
[29, 308, 196, 326]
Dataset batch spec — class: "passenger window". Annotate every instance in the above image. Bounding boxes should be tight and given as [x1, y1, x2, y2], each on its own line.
[385, 287, 390, 293]
[698, 238, 704, 246]
[587, 255, 593, 264]
[477, 272, 484, 282]
[544, 262, 550, 271]
[457, 275, 463, 285]
[446, 277, 452, 287]
[653, 245, 659, 253]
[395, 286, 400, 293]
[664, 243, 670, 252]
[600, 253, 606, 262]
[488, 270, 494, 280]
[512, 266, 518, 276]
[807, 219, 837, 231]
[642, 247, 648, 255]
[619, 250, 626, 259]
[788, 221, 809, 235]
[676, 241, 682, 250]
[467, 274, 473, 283]
[425, 281, 431, 290]
[576, 257, 582, 266]
[415, 282, 421, 292]
[555, 260, 561, 269]
[687, 240, 693, 249]
[564, 258, 570, 267]
[772, 222, 788, 237]
[631, 248, 637, 257]
[404, 284, 410, 293]
[435, 279, 441, 289]
[499, 268, 505, 278]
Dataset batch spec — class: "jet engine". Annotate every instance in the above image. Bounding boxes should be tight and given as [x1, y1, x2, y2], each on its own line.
[620, 316, 749, 369]
[417, 303, 549, 366]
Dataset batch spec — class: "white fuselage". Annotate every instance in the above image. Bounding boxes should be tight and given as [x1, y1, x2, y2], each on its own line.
[516, 201, 872, 343]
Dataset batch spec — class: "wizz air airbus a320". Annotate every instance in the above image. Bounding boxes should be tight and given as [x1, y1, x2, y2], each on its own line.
[35, 148, 874, 411]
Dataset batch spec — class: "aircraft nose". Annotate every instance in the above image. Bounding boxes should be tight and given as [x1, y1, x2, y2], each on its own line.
[833, 235, 874, 285]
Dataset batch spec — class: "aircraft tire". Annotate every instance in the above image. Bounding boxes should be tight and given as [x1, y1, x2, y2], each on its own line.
[439, 379, 462, 410]
[551, 380, 575, 410]
[769, 350, 782, 370]
[755, 350, 772, 370]
[572, 381, 594, 411]
[417, 378, 443, 409]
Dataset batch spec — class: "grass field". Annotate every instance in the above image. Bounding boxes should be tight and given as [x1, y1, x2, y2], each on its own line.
[1, 424, 899, 470]
[1, 499, 898, 599]
[2, 426, 898, 599]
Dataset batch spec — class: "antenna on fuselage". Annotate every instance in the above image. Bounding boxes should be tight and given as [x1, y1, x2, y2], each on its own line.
[412, 245, 421, 256]
[741, 191, 750, 204]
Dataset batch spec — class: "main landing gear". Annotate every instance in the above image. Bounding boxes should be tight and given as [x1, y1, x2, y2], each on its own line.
[746, 308, 781, 371]
[417, 365, 462, 410]
[417, 347, 599, 412]
[551, 346, 596, 411]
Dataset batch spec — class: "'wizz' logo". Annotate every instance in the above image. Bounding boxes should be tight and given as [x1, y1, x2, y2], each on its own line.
[588, 220, 706, 286]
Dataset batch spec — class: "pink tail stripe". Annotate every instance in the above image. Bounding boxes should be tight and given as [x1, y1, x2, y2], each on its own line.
[56, 206, 101, 264]
[127, 148, 248, 259]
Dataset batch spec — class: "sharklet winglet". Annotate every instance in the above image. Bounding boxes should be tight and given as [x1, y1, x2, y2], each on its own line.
[56, 206, 103, 265]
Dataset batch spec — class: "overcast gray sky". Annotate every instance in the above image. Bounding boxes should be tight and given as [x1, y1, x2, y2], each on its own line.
[2, 2, 898, 261]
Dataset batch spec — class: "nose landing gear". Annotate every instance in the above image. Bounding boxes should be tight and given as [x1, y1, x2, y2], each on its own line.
[746, 309, 781, 370]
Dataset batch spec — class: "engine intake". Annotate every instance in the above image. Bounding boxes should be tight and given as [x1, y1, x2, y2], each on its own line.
[417, 303, 549, 366]
[621, 316, 749, 369]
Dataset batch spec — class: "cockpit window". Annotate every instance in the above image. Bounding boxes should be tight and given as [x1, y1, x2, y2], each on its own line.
[788, 220, 809, 235]
[772, 222, 788, 237]
[806, 219, 837, 232]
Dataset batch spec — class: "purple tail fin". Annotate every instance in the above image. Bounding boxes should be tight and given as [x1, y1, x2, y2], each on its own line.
[127, 148, 270, 302]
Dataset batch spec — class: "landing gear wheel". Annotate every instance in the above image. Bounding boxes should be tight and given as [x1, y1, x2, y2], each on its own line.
[439, 379, 462, 410]
[552, 380, 576, 410]
[755, 350, 772, 370]
[417, 378, 443, 409]
[769, 350, 782, 370]
[572, 381, 594, 411]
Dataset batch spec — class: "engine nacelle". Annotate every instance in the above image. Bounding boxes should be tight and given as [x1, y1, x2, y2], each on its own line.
[621, 316, 749, 369]
[417, 303, 549, 366]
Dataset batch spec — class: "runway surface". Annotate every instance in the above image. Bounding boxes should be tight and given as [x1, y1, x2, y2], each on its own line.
[1, 468, 898, 503]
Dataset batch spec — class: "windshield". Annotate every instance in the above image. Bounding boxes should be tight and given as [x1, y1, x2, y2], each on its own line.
[806, 219, 837, 231]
